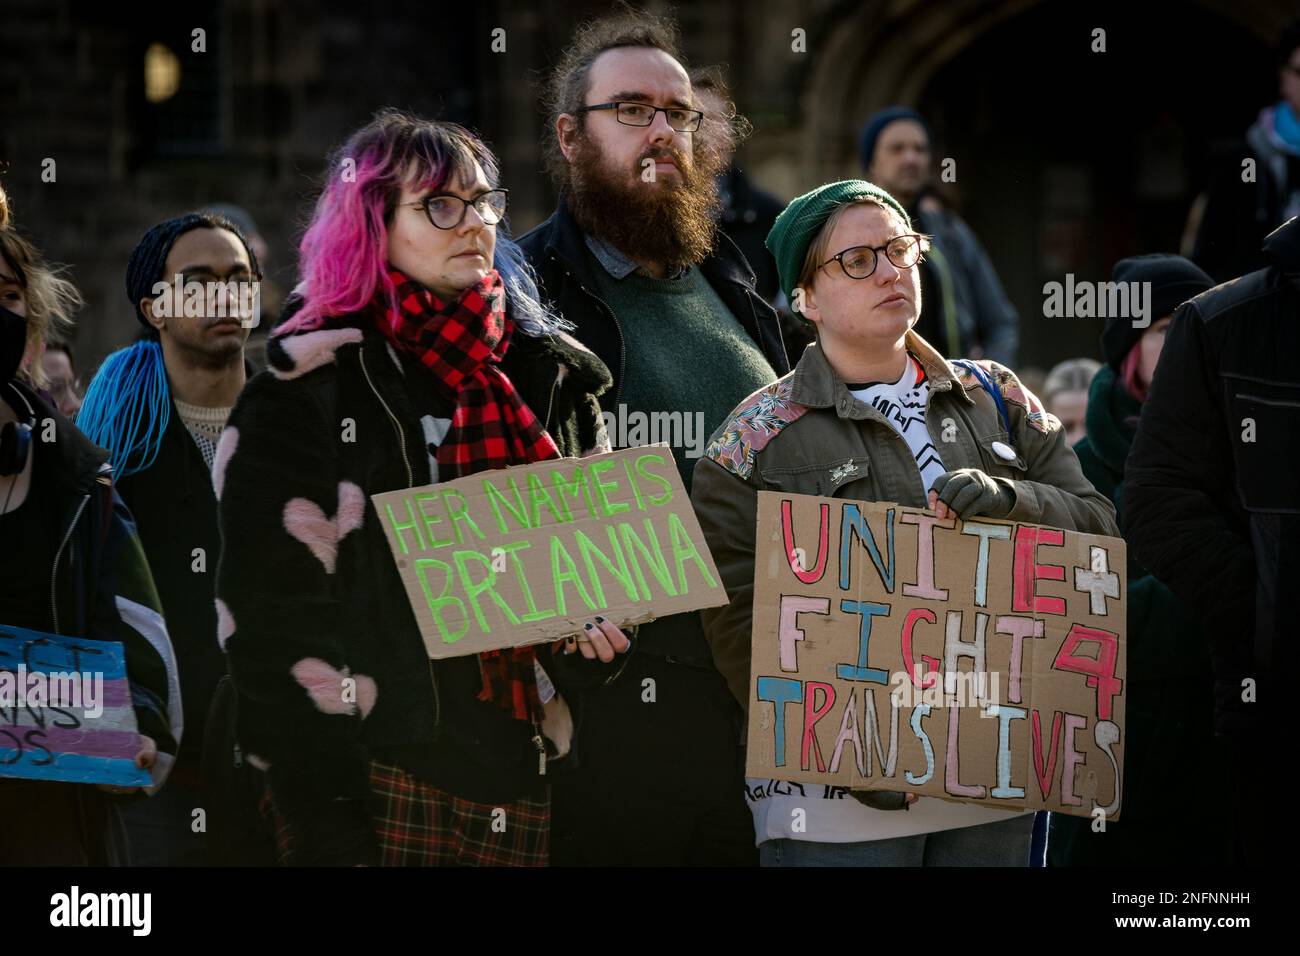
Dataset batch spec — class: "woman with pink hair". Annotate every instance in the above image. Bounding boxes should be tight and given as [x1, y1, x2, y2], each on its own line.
[215, 110, 629, 866]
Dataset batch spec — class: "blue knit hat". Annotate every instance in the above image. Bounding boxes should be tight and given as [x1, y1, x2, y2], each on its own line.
[858, 107, 929, 172]
[765, 179, 912, 313]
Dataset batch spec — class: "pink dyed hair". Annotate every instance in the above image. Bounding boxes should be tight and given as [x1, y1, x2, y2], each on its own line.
[281, 109, 498, 334]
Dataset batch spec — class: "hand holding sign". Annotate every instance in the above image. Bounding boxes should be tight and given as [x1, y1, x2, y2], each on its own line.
[557, 617, 632, 662]
[373, 445, 727, 659]
[0, 624, 154, 789]
[97, 734, 156, 795]
[928, 468, 1015, 521]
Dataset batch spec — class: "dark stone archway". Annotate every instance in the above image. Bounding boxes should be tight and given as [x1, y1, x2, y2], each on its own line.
[750, 0, 1292, 367]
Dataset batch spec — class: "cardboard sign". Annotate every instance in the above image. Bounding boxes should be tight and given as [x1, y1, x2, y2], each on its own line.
[745, 492, 1126, 820]
[372, 445, 728, 659]
[1, 624, 151, 788]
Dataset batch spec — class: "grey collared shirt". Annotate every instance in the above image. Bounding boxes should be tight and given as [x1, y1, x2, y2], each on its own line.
[583, 233, 690, 280]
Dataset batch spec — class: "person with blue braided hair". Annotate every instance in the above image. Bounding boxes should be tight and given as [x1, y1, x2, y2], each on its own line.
[79, 211, 261, 865]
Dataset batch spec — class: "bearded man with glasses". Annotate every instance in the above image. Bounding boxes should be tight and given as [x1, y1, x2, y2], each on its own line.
[519, 9, 788, 867]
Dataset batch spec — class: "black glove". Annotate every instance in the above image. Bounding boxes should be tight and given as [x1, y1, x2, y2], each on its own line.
[929, 468, 1015, 519]
[850, 789, 911, 811]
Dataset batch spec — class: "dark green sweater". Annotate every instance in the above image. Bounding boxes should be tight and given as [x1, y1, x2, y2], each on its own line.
[587, 264, 776, 492]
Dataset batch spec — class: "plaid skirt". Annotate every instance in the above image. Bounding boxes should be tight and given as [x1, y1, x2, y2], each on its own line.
[266, 758, 549, 867]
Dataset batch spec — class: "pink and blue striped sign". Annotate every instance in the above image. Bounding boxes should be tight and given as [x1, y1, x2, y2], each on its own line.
[0, 624, 151, 788]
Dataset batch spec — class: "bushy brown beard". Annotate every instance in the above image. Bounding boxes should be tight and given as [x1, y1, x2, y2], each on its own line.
[564, 132, 722, 275]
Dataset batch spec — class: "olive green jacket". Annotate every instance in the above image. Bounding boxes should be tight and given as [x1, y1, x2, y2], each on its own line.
[691, 331, 1120, 712]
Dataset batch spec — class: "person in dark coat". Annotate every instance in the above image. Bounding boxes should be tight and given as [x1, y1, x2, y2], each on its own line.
[691, 66, 808, 358]
[1125, 219, 1300, 866]
[215, 110, 626, 867]
[519, 9, 789, 867]
[1047, 254, 1231, 866]
[78, 211, 263, 865]
[1, 190, 179, 865]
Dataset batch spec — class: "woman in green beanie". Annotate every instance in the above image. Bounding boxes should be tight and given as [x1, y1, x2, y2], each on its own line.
[1047, 254, 1232, 867]
[691, 179, 1119, 866]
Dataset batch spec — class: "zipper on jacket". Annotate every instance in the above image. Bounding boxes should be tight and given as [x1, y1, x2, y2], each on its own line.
[602, 625, 637, 686]
[50, 493, 90, 636]
[360, 347, 413, 488]
[1235, 392, 1300, 410]
[543, 361, 561, 436]
[531, 718, 547, 776]
[360, 346, 439, 731]
[721, 270, 788, 375]
[552, 253, 627, 408]
[426, 659, 442, 740]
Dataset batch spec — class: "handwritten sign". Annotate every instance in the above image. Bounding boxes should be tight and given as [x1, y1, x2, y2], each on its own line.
[372, 445, 728, 658]
[1, 624, 150, 788]
[746, 493, 1126, 820]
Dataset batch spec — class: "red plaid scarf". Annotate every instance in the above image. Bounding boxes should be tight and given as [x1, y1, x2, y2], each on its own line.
[372, 266, 559, 722]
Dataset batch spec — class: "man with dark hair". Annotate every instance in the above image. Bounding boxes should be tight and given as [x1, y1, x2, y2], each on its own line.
[79, 212, 262, 865]
[859, 107, 1019, 365]
[1190, 20, 1300, 282]
[520, 7, 788, 866]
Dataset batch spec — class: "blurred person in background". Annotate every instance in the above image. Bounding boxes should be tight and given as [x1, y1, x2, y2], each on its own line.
[40, 341, 81, 418]
[690, 69, 787, 310]
[1190, 20, 1300, 282]
[860, 107, 1019, 365]
[1041, 358, 1100, 446]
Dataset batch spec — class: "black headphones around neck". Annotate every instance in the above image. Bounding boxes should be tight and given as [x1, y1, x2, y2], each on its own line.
[0, 382, 36, 477]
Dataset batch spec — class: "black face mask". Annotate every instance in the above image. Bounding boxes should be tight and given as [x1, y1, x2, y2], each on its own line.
[0, 303, 27, 385]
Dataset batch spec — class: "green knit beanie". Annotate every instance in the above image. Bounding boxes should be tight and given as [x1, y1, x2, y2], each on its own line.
[765, 179, 911, 314]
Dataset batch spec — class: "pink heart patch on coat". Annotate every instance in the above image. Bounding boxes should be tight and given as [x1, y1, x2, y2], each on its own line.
[281, 481, 366, 574]
[291, 657, 378, 718]
[212, 426, 238, 501]
[215, 598, 235, 651]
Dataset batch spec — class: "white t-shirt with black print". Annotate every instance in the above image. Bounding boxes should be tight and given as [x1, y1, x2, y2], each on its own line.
[848, 352, 946, 497]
